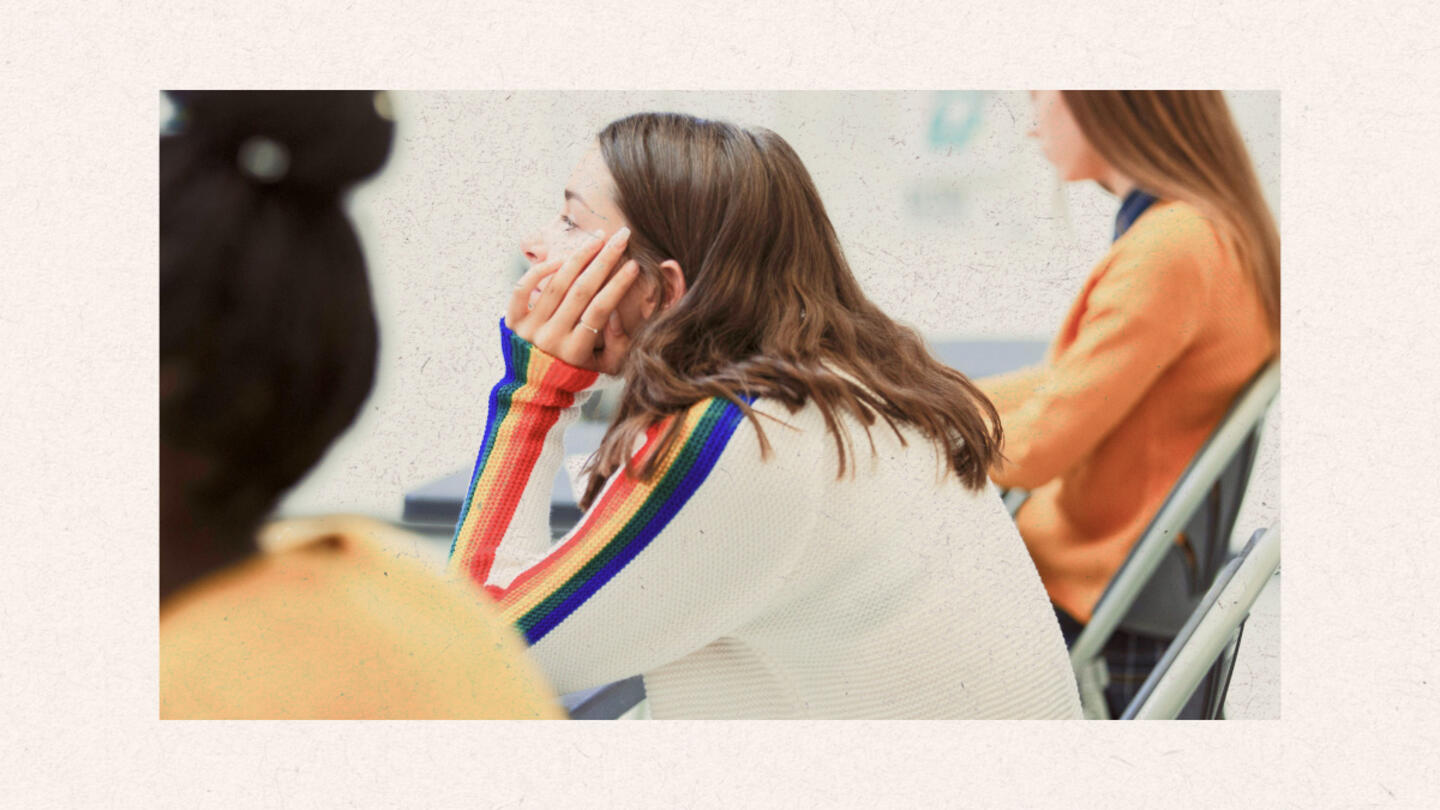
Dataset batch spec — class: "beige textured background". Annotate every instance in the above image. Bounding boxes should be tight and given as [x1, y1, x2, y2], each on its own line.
[3, 0, 1436, 807]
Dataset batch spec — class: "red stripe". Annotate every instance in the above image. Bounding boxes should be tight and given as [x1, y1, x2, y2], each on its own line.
[461, 405, 565, 583]
[489, 419, 670, 601]
[548, 362, 600, 394]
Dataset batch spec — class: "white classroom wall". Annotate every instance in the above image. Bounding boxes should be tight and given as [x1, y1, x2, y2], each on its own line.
[269, 91, 1280, 548]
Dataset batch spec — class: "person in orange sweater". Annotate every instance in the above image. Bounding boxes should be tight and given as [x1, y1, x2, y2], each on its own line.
[978, 91, 1279, 717]
[160, 91, 561, 719]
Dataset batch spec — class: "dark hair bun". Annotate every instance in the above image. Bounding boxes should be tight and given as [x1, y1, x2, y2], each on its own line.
[165, 90, 395, 197]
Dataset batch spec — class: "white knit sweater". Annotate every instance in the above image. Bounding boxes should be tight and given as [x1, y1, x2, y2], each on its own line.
[449, 321, 1082, 719]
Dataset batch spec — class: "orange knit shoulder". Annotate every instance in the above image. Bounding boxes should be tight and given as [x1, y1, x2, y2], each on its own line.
[1124, 201, 1230, 264]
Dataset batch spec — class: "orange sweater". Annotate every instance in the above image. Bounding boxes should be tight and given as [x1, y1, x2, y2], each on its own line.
[979, 201, 1274, 624]
[161, 516, 563, 719]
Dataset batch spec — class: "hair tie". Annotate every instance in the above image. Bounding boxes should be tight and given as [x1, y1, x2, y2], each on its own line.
[372, 91, 395, 122]
[236, 135, 290, 183]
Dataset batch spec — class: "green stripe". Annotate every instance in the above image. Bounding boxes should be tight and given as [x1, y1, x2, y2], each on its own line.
[514, 399, 730, 632]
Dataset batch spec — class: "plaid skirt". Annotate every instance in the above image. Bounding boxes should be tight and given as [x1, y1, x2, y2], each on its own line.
[1054, 606, 1172, 719]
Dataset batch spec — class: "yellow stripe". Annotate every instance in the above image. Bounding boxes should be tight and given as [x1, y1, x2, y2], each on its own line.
[497, 402, 711, 618]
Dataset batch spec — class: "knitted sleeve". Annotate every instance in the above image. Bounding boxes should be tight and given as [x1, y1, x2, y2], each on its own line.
[976, 363, 1048, 419]
[447, 318, 606, 591]
[987, 209, 1216, 490]
[448, 320, 821, 694]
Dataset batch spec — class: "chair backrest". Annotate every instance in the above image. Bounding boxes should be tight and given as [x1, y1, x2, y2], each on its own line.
[1117, 412, 1265, 638]
[1070, 361, 1277, 651]
[1068, 360, 1278, 717]
[1120, 525, 1281, 720]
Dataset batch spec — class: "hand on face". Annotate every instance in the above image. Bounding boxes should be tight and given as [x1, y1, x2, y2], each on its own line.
[506, 227, 640, 374]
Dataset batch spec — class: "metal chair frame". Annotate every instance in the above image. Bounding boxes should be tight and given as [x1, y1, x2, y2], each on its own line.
[1008, 361, 1279, 719]
[1121, 525, 1280, 720]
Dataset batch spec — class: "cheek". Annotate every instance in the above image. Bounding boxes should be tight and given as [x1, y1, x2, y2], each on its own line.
[549, 229, 589, 258]
[529, 221, 590, 264]
[1038, 108, 1099, 181]
[614, 282, 652, 335]
[1048, 134, 1087, 179]
[1035, 115, 1069, 168]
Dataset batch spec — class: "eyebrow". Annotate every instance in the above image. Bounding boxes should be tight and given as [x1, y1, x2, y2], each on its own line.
[564, 188, 608, 220]
[564, 188, 591, 211]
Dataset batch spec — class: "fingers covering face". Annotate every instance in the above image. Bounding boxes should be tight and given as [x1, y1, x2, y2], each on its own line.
[506, 227, 640, 370]
[507, 257, 562, 328]
[579, 258, 638, 333]
[563, 257, 639, 364]
[530, 232, 607, 323]
[552, 228, 631, 330]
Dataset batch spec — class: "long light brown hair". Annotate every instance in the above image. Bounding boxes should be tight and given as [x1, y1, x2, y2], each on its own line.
[580, 112, 1001, 509]
[1061, 91, 1280, 338]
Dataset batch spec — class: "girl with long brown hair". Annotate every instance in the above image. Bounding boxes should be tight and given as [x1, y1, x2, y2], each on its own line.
[978, 91, 1279, 718]
[446, 112, 1082, 719]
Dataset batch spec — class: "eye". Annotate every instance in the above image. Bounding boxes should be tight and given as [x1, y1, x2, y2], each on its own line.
[561, 215, 579, 231]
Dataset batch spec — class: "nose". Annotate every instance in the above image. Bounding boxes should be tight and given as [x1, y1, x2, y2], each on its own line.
[520, 230, 546, 266]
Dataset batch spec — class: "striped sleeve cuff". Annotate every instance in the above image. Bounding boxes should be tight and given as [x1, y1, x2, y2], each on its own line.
[496, 317, 603, 400]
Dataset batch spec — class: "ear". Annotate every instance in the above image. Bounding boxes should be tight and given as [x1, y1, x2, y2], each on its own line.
[657, 259, 687, 310]
[639, 259, 688, 319]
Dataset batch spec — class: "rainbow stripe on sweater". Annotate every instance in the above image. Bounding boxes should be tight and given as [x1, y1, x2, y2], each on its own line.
[496, 397, 748, 643]
[449, 320, 598, 579]
[449, 320, 751, 645]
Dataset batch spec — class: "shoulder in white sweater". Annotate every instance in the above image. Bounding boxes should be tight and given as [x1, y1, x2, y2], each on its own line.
[449, 321, 1082, 719]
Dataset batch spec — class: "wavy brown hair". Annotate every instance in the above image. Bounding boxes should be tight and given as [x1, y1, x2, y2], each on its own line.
[579, 112, 1001, 509]
[1062, 91, 1280, 339]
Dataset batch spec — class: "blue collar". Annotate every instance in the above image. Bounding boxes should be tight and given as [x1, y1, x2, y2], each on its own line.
[1114, 189, 1159, 242]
